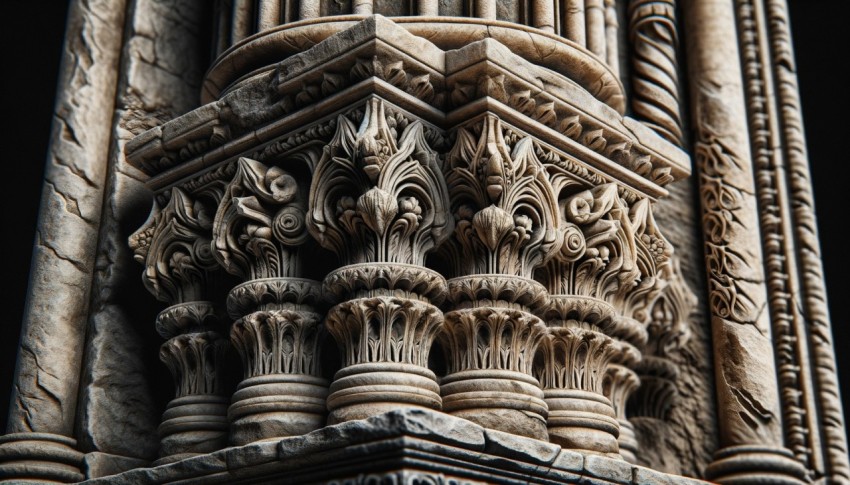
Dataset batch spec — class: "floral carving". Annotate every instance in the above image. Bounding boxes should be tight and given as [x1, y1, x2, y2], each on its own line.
[308, 98, 452, 266]
[537, 183, 639, 302]
[160, 332, 230, 397]
[443, 116, 561, 278]
[326, 297, 443, 368]
[536, 325, 625, 394]
[213, 156, 310, 281]
[129, 187, 220, 304]
[442, 308, 546, 375]
[230, 309, 324, 378]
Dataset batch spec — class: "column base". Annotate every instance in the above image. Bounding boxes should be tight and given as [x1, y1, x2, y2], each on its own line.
[544, 388, 620, 455]
[705, 445, 808, 484]
[157, 394, 229, 463]
[0, 433, 84, 483]
[327, 362, 441, 424]
[617, 418, 638, 463]
[442, 369, 548, 441]
[229, 374, 328, 445]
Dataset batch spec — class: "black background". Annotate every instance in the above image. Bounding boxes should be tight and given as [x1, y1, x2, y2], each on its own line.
[1, 1, 847, 447]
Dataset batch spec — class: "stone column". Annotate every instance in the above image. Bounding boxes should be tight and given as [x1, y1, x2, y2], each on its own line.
[534, 183, 647, 455]
[213, 156, 327, 445]
[129, 187, 231, 463]
[0, 0, 127, 482]
[605, 197, 673, 462]
[307, 100, 453, 424]
[684, 0, 807, 482]
[629, 0, 684, 146]
[439, 116, 560, 441]
[604, 364, 641, 462]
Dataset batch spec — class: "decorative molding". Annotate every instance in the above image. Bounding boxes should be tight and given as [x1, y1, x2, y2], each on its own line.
[628, 0, 684, 146]
[735, 0, 850, 479]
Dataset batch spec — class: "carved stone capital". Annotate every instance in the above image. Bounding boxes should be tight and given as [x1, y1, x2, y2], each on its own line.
[440, 307, 548, 440]
[308, 98, 452, 267]
[444, 116, 561, 278]
[537, 183, 640, 304]
[155, 301, 224, 339]
[226, 277, 323, 318]
[129, 187, 221, 304]
[535, 323, 624, 455]
[629, 355, 678, 421]
[446, 275, 549, 312]
[323, 263, 447, 305]
[160, 331, 231, 398]
[324, 296, 444, 423]
[213, 156, 311, 281]
[157, 330, 231, 461]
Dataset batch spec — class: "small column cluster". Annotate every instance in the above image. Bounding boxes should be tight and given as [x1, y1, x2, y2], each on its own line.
[130, 99, 692, 462]
[130, 188, 231, 463]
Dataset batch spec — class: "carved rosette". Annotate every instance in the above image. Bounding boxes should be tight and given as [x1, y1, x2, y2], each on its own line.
[307, 99, 452, 423]
[129, 188, 232, 461]
[438, 116, 561, 440]
[213, 156, 328, 445]
[603, 364, 641, 463]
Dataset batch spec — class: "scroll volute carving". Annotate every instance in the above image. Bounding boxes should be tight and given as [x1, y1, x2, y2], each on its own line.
[130, 187, 220, 305]
[307, 98, 452, 266]
[537, 182, 639, 302]
[213, 156, 310, 281]
[443, 116, 561, 278]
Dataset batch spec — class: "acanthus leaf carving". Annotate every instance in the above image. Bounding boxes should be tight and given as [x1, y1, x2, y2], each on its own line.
[444, 116, 561, 278]
[213, 156, 310, 281]
[129, 187, 220, 304]
[308, 98, 452, 266]
[537, 183, 639, 302]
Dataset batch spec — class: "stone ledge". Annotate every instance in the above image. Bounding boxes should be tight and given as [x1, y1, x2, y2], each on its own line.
[83, 409, 710, 484]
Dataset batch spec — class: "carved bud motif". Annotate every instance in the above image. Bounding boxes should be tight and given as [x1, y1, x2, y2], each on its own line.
[308, 98, 452, 266]
[130, 187, 220, 304]
[213, 157, 309, 281]
[443, 116, 561, 278]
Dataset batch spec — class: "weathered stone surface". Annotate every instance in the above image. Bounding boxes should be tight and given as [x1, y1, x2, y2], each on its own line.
[6, 0, 127, 438]
[83, 452, 150, 479]
[82, 409, 711, 484]
[5, 2, 847, 484]
[75, 0, 210, 461]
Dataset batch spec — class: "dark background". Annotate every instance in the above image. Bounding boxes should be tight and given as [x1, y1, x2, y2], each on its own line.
[1, 0, 847, 447]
